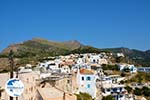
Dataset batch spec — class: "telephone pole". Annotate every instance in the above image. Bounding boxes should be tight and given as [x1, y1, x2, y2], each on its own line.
[16, 66, 18, 100]
[8, 50, 14, 100]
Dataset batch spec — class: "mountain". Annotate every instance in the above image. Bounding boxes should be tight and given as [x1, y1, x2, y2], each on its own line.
[1, 38, 83, 57]
[0, 39, 150, 69]
[103, 47, 150, 66]
[0, 38, 84, 67]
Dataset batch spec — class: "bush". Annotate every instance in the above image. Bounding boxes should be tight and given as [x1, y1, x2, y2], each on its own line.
[125, 86, 132, 93]
[102, 95, 115, 100]
[102, 64, 119, 71]
[129, 72, 150, 83]
[76, 92, 92, 100]
[120, 72, 126, 77]
[0, 69, 9, 73]
[142, 86, 150, 97]
[133, 88, 142, 96]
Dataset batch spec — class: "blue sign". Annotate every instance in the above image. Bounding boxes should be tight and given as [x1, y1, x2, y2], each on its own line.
[5, 78, 24, 97]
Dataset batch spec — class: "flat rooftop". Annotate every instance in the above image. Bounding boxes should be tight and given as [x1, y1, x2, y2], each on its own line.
[38, 87, 64, 99]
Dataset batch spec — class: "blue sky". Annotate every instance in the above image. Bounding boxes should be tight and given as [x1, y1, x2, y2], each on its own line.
[0, 0, 150, 51]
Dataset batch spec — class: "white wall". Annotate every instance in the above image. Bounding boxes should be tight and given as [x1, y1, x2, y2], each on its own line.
[77, 74, 97, 98]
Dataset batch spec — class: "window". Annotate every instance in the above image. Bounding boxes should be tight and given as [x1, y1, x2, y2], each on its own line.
[120, 88, 122, 91]
[93, 59, 96, 63]
[120, 95, 123, 98]
[81, 77, 84, 81]
[87, 84, 90, 88]
[86, 76, 91, 81]
[107, 89, 111, 92]
[113, 88, 117, 92]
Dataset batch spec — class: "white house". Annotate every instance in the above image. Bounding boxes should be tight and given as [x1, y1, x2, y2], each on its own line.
[38, 62, 49, 68]
[89, 55, 100, 64]
[60, 65, 71, 74]
[118, 64, 137, 73]
[39, 60, 60, 72]
[102, 75, 125, 84]
[76, 58, 86, 64]
[109, 75, 125, 84]
[88, 54, 108, 65]
[102, 83, 127, 100]
[101, 75, 127, 100]
[117, 53, 125, 57]
[76, 69, 97, 98]
[99, 58, 108, 65]
[18, 64, 32, 73]
[48, 61, 59, 70]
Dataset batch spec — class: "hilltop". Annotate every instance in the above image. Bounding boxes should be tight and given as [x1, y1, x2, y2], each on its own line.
[1, 38, 83, 57]
[103, 47, 150, 66]
[0, 38, 150, 70]
[0, 38, 84, 69]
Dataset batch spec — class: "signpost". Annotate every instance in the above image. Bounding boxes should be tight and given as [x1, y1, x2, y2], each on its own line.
[8, 50, 14, 100]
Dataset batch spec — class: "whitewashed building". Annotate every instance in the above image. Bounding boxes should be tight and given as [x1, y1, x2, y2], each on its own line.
[102, 83, 127, 100]
[76, 69, 97, 98]
[119, 64, 137, 73]
[60, 65, 71, 74]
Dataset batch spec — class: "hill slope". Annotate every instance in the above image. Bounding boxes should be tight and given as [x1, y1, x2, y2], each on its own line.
[0, 39, 150, 68]
[103, 47, 150, 66]
[1, 38, 83, 57]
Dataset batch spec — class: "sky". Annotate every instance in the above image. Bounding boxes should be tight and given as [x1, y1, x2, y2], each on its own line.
[0, 0, 150, 51]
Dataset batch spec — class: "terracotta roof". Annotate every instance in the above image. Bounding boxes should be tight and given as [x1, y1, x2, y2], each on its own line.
[80, 69, 95, 74]
[90, 64, 99, 66]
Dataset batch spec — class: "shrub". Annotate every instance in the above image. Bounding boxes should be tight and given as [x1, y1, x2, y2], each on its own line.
[142, 86, 150, 97]
[133, 88, 142, 96]
[102, 95, 115, 100]
[76, 92, 92, 100]
[125, 86, 132, 93]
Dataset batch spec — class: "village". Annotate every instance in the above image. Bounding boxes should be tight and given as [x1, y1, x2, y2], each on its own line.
[0, 52, 150, 100]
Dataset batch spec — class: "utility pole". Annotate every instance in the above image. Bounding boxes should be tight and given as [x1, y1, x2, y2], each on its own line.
[16, 67, 18, 100]
[8, 50, 14, 100]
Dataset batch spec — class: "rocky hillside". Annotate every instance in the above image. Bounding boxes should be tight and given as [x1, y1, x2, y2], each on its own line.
[0, 39, 150, 70]
[103, 47, 150, 66]
[1, 38, 83, 57]
[0, 38, 83, 69]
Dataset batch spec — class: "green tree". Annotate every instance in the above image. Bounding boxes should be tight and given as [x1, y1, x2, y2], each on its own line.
[116, 56, 125, 63]
[102, 64, 119, 71]
[102, 95, 115, 100]
[142, 86, 150, 97]
[125, 86, 132, 93]
[137, 73, 145, 83]
[133, 88, 142, 96]
[120, 72, 126, 77]
[76, 92, 92, 100]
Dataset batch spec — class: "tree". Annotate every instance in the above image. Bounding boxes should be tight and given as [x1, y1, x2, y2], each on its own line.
[102, 64, 119, 71]
[76, 92, 92, 100]
[102, 95, 115, 100]
[116, 56, 124, 63]
[120, 72, 126, 77]
[142, 86, 150, 97]
[133, 88, 142, 96]
[125, 86, 132, 93]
